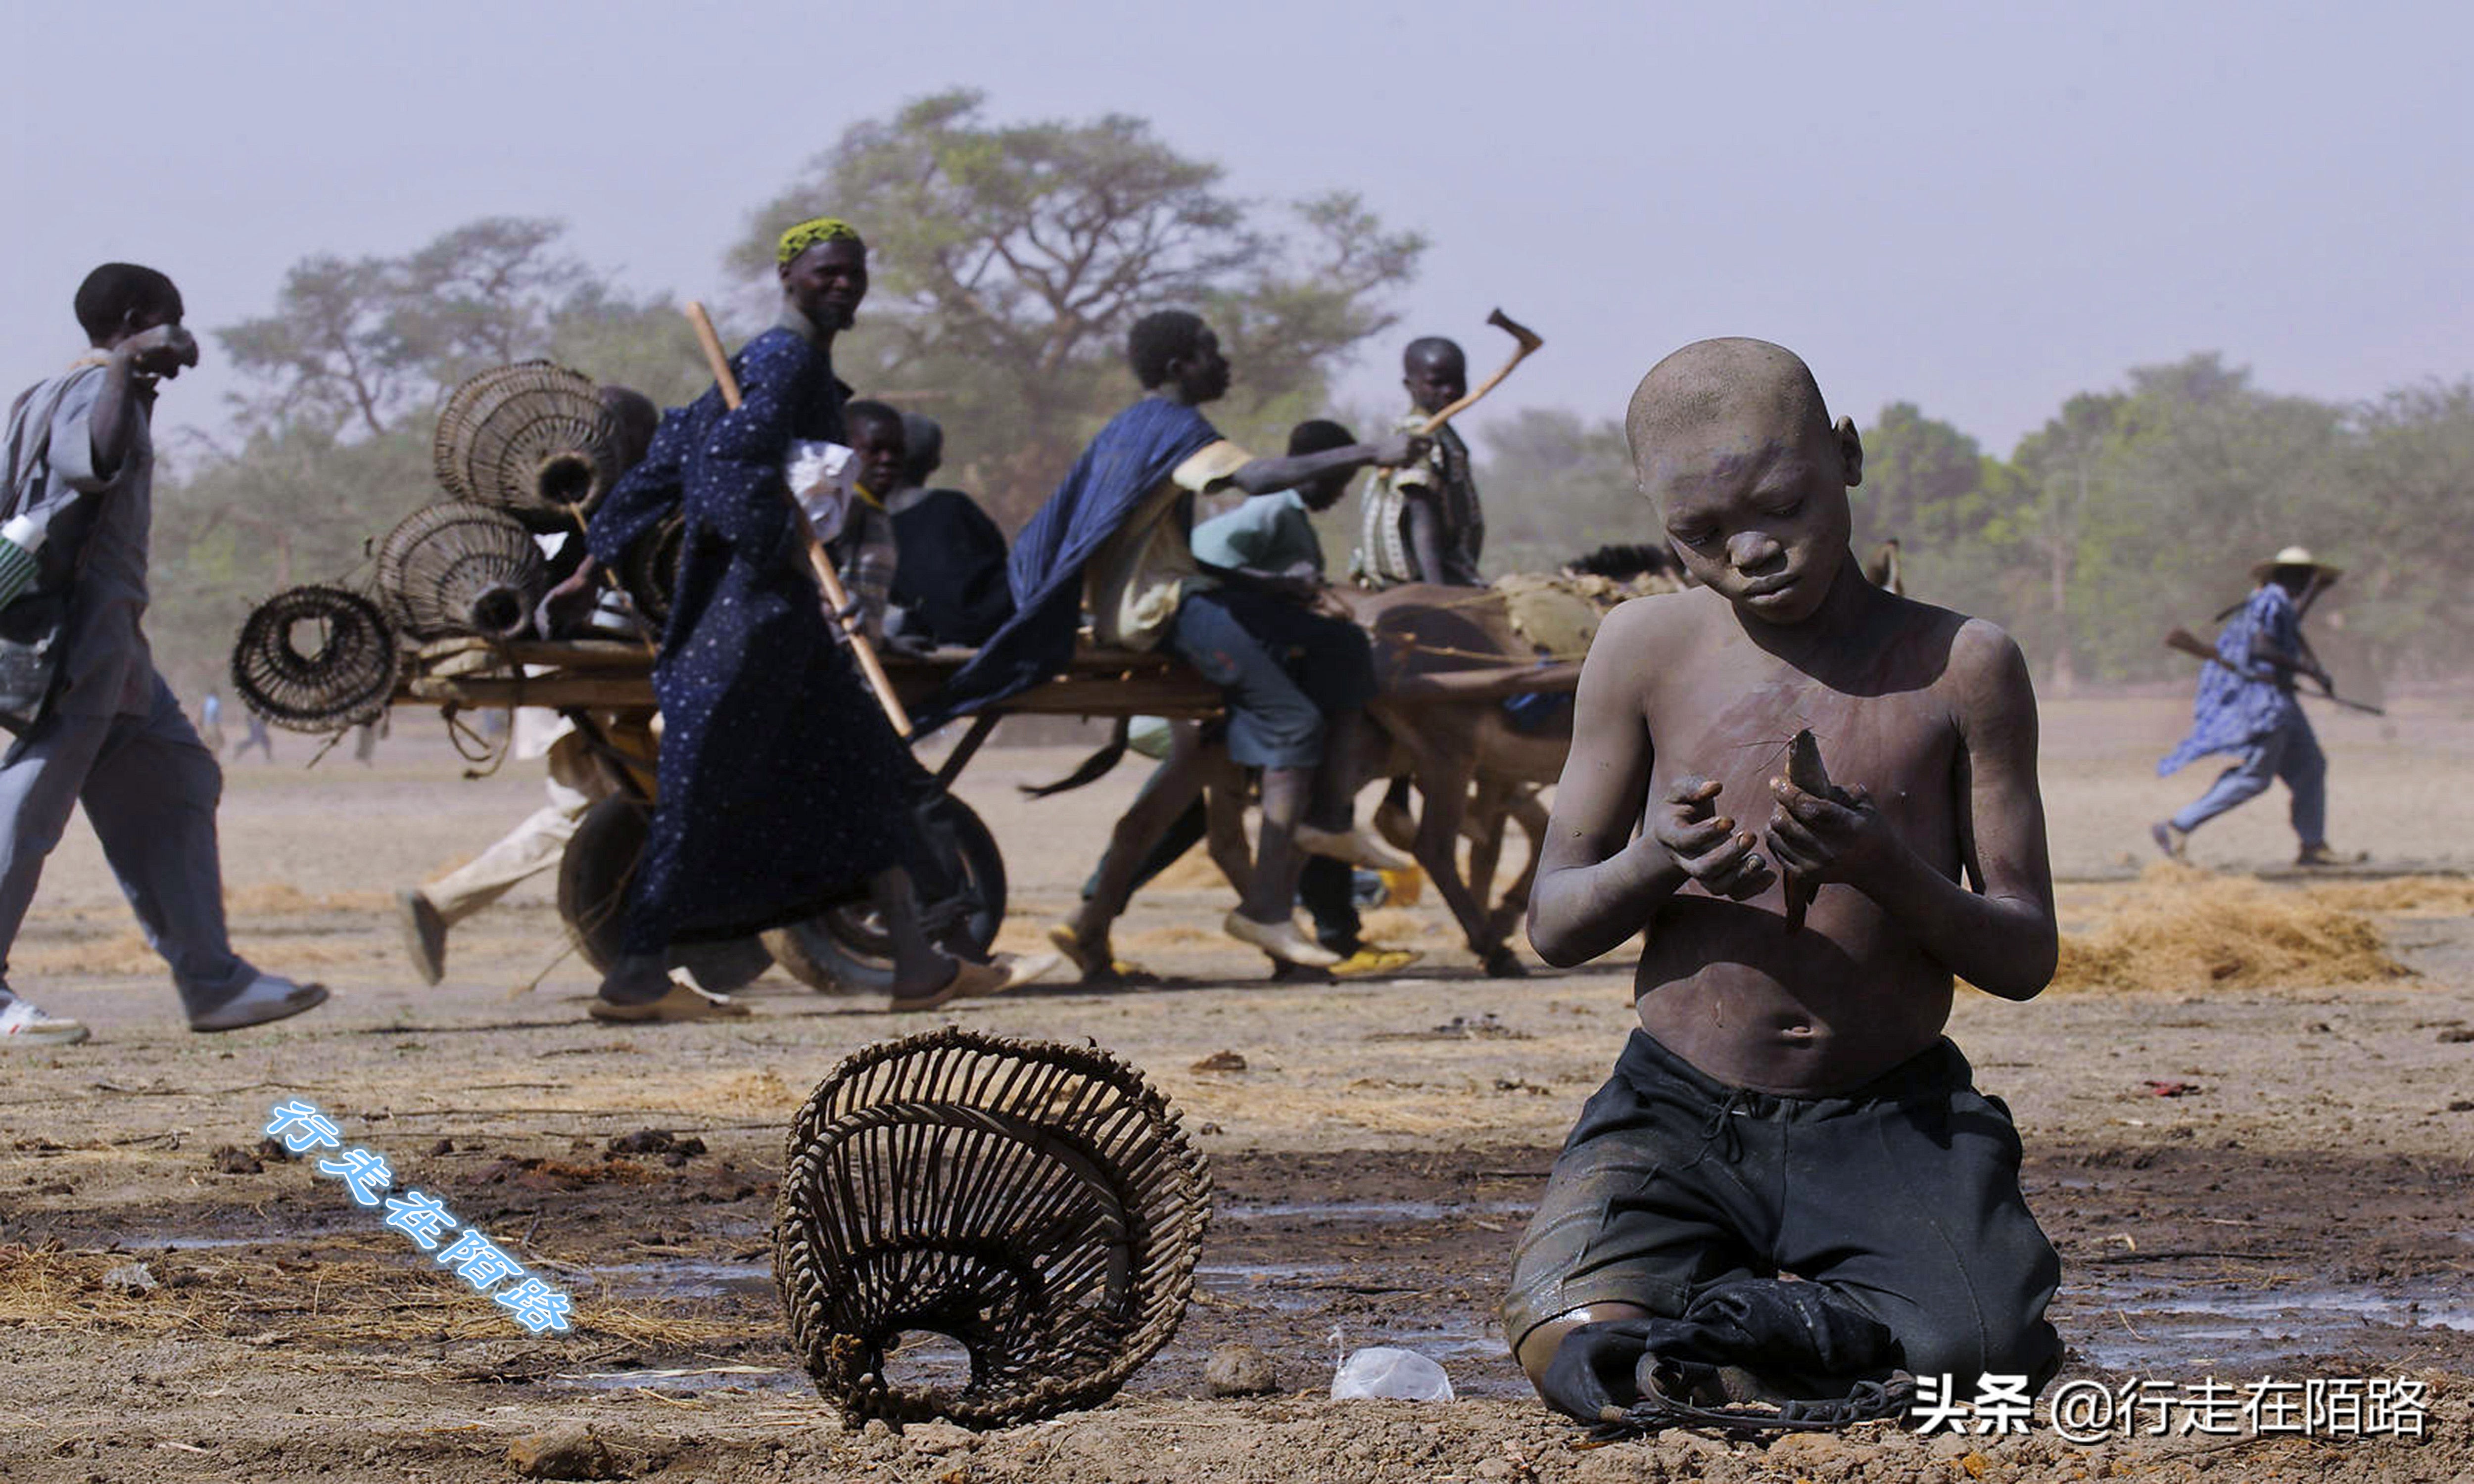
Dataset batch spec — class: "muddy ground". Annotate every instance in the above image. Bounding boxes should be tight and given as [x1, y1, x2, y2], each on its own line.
[3, 692, 2472, 1483]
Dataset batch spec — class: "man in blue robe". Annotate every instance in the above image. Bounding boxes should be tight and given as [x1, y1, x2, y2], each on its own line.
[2155, 547, 2347, 866]
[582, 218, 1010, 1020]
[929, 311, 1420, 967]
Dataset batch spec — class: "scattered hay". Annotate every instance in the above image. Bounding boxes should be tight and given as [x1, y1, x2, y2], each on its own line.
[0, 1243, 749, 1348]
[0, 1245, 207, 1335]
[681, 1069, 801, 1113]
[226, 882, 392, 914]
[2048, 863, 2412, 994]
[17, 930, 161, 977]
[1151, 852, 1231, 891]
[1356, 907, 1449, 946]
[2300, 874, 2474, 918]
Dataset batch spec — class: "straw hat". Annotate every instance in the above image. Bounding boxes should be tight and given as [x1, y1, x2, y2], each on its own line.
[2250, 545, 2342, 584]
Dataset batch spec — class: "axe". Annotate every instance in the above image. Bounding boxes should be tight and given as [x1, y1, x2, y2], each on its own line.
[2162, 626, 2383, 715]
[685, 302, 913, 737]
[1412, 308, 1544, 436]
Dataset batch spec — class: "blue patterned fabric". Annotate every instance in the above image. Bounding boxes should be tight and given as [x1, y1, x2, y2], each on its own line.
[585, 327, 916, 951]
[2157, 583, 2305, 778]
[916, 396, 1219, 729]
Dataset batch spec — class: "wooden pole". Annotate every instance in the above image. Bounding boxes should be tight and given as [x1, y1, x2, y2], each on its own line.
[684, 301, 913, 738]
[1411, 308, 1544, 436]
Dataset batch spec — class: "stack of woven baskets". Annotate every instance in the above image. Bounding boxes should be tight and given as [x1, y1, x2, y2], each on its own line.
[231, 361, 629, 733]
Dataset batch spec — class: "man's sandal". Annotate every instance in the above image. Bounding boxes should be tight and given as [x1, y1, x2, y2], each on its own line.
[588, 982, 750, 1023]
[1046, 922, 1160, 986]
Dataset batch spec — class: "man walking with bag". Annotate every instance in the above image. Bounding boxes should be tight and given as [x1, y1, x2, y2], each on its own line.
[0, 264, 328, 1046]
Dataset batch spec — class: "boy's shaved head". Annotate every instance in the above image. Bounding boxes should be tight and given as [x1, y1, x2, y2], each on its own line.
[1623, 338, 1863, 625]
[1625, 338, 1832, 467]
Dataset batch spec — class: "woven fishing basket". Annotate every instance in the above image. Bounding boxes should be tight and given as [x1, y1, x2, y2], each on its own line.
[773, 1027, 1211, 1428]
[432, 361, 618, 526]
[373, 501, 547, 641]
[618, 513, 684, 630]
[229, 585, 399, 733]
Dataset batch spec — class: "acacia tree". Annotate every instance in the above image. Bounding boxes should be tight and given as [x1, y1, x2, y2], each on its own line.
[733, 90, 1425, 526]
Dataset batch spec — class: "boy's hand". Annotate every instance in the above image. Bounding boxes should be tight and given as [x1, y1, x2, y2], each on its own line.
[1650, 775, 1774, 900]
[1367, 433, 1429, 468]
[1764, 777, 1890, 884]
[118, 324, 199, 379]
[533, 567, 599, 639]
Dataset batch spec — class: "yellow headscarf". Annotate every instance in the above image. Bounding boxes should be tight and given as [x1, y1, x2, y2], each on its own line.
[776, 217, 864, 265]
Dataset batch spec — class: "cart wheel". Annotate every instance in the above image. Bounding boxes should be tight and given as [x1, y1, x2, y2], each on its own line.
[761, 791, 1006, 993]
[559, 794, 773, 993]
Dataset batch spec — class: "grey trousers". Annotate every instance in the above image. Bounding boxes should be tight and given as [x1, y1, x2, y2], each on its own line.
[0, 674, 255, 1018]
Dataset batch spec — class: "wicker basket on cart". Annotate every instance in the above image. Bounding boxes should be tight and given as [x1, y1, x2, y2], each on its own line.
[372, 502, 547, 641]
[432, 361, 619, 528]
[230, 584, 400, 733]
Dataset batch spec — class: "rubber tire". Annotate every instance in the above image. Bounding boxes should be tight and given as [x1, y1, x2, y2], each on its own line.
[761, 790, 1007, 994]
[558, 794, 773, 992]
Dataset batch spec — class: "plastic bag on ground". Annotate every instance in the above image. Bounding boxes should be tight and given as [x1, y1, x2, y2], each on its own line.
[1331, 1346, 1454, 1401]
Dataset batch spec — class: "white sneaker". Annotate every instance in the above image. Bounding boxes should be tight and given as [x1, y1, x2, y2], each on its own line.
[1223, 911, 1343, 968]
[1294, 822, 1416, 873]
[0, 997, 90, 1047]
[189, 974, 330, 1032]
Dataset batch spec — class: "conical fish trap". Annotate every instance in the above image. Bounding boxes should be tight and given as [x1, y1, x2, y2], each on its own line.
[774, 1027, 1211, 1428]
[230, 585, 399, 733]
[619, 513, 684, 630]
[432, 361, 618, 526]
[374, 502, 547, 641]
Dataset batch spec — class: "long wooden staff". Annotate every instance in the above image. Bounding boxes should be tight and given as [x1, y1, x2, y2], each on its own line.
[684, 301, 912, 738]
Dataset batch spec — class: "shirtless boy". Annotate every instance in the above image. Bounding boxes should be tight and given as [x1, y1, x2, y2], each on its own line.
[1511, 338, 2060, 1422]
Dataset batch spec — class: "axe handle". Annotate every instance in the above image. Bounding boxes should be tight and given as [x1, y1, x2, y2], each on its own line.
[686, 302, 913, 738]
[1413, 318, 1543, 436]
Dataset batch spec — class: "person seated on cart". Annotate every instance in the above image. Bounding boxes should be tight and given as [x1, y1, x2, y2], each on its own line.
[395, 385, 659, 986]
[927, 310, 1418, 969]
[578, 216, 1017, 1021]
[829, 398, 905, 647]
[1050, 419, 1420, 981]
[881, 412, 1012, 649]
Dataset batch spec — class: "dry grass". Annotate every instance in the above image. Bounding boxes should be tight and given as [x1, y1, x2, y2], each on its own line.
[2048, 863, 2413, 993]
[0, 1243, 753, 1349]
[1151, 853, 1232, 891]
[2301, 874, 2474, 918]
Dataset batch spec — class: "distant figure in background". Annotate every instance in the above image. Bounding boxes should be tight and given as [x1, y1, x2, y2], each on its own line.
[883, 413, 1011, 649]
[0, 262, 327, 1045]
[236, 709, 274, 762]
[1353, 336, 1486, 589]
[197, 689, 225, 757]
[2154, 547, 2350, 867]
[397, 385, 661, 986]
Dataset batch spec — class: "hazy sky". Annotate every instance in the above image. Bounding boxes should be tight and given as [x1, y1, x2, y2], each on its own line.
[9, 0, 2467, 463]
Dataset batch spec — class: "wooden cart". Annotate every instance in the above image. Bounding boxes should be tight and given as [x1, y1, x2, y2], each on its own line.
[394, 638, 1227, 993]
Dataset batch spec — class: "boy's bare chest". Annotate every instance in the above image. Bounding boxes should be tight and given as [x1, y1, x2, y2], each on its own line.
[1644, 650, 1958, 813]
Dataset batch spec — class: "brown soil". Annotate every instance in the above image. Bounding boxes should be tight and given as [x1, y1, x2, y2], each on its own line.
[2, 693, 2471, 1483]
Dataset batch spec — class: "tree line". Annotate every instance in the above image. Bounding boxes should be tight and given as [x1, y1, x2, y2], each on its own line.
[1482, 358, 2472, 695]
[141, 89, 2468, 699]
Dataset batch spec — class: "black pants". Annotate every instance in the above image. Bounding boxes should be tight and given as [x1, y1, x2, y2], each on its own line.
[1084, 800, 1361, 952]
[1504, 1030, 2061, 1391]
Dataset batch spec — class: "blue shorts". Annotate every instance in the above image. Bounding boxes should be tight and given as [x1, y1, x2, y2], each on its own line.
[1169, 588, 1375, 769]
